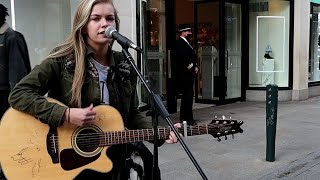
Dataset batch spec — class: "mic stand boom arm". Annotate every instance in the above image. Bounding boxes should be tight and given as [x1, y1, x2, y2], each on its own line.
[121, 48, 208, 180]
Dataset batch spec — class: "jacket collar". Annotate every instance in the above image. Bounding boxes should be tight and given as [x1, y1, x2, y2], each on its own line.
[86, 45, 116, 67]
[0, 23, 9, 34]
[180, 36, 193, 49]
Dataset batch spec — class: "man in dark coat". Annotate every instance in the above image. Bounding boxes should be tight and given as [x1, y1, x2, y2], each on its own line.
[0, 4, 31, 120]
[175, 24, 198, 125]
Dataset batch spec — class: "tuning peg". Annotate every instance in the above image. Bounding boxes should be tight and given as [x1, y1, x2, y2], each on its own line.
[217, 137, 221, 142]
[225, 135, 227, 140]
[214, 115, 218, 120]
[222, 115, 225, 120]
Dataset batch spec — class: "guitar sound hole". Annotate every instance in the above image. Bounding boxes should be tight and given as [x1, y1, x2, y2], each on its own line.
[76, 129, 100, 153]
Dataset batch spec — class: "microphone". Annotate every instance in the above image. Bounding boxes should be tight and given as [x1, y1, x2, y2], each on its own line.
[105, 26, 143, 53]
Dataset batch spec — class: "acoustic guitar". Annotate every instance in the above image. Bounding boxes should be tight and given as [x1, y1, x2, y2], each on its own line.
[0, 98, 243, 180]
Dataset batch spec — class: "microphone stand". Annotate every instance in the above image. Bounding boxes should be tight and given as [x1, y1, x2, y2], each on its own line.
[121, 48, 208, 180]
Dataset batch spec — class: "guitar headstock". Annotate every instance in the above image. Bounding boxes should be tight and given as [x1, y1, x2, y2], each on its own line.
[178, 116, 243, 141]
[208, 115, 244, 141]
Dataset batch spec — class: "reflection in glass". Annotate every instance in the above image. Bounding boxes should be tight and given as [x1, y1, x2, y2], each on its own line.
[225, 2, 242, 99]
[196, 2, 220, 100]
[141, 0, 166, 102]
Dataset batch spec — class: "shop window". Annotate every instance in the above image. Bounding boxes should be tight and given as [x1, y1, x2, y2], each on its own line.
[309, 4, 320, 83]
[248, 0, 290, 87]
[13, 0, 72, 68]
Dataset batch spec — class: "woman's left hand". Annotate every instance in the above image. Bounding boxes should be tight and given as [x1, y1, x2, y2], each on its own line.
[165, 123, 182, 144]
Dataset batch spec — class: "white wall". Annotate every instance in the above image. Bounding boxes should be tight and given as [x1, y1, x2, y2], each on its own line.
[13, 0, 71, 67]
[8, 0, 137, 68]
[113, 0, 137, 58]
[292, 0, 310, 100]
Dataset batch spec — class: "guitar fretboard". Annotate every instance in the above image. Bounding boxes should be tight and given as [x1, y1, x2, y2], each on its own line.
[99, 124, 233, 146]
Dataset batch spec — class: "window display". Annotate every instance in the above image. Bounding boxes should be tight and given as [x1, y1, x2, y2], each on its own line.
[309, 4, 320, 83]
[249, 0, 290, 88]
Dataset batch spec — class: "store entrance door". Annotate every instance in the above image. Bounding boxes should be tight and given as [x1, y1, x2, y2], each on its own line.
[137, 0, 168, 110]
[195, 0, 243, 104]
[224, 1, 242, 102]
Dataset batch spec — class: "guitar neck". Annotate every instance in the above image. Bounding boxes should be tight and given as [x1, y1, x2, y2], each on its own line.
[100, 124, 231, 146]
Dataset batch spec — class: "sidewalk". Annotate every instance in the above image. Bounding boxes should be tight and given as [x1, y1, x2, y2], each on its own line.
[145, 97, 320, 180]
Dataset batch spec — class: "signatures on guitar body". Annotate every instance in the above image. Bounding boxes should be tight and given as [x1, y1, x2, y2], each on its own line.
[10, 130, 44, 177]
[12, 147, 33, 165]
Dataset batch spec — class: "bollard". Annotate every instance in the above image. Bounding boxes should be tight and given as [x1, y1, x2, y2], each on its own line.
[266, 84, 278, 162]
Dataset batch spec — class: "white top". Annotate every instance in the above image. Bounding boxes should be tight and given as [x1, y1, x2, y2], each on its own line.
[90, 57, 110, 105]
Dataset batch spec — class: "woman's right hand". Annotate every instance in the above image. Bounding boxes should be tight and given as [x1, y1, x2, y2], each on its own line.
[64, 104, 96, 126]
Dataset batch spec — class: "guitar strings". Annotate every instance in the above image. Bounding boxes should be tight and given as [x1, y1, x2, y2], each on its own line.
[49, 124, 237, 148]
[49, 123, 234, 140]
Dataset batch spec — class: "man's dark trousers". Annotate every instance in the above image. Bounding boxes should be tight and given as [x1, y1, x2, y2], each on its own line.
[179, 71, 195, 125]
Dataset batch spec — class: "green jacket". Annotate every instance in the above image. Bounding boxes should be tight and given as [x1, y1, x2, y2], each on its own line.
[9, 49, 151, 129]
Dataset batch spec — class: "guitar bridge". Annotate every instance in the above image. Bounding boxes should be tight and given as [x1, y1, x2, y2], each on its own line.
[46, 127, 59, 163]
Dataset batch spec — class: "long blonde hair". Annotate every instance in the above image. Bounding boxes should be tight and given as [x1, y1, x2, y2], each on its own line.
[46, 0, 120, 107]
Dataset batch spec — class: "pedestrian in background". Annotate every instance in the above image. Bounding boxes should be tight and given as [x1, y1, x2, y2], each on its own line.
[175, 24, 198, 126]
[0, 4, 31, 119]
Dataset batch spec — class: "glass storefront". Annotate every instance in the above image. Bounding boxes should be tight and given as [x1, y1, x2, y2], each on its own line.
[248, 0, 291, 88]
[225, 2, 242, 99]
[194, 1, 242, 103]
[309, 4, 320, 83]
[6, 0, 312, 105]
[0, 0, 238, 111]
[137, 0, 167, 107]
[196, 2, 220, 100]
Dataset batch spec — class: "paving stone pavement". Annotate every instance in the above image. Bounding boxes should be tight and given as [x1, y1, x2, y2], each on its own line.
[144, 97, 320, 180]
